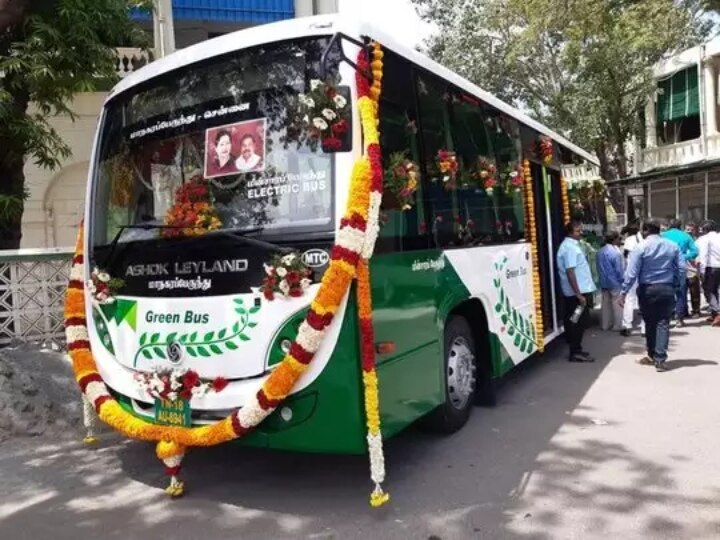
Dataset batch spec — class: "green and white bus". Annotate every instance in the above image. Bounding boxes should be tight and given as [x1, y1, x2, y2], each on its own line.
[85, 15, 598, 453]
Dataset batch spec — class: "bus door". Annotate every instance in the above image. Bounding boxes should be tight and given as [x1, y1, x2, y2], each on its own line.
[529, 162, 560, 335]
[546, 168, 567, 330]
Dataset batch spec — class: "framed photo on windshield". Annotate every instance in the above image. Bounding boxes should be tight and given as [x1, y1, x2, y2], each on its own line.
[204, 118, 267, 178]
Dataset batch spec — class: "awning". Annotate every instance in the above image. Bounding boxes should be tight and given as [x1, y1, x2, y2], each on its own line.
[132, 0, 295, 24]
[656, 66, 699, 123]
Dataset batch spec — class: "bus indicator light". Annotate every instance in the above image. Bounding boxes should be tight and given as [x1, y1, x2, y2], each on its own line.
[375, 342, 396, 354]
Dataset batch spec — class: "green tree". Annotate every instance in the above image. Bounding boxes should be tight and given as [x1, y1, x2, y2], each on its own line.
[412, 0, 712, 179]
[0, 0, 148, 249]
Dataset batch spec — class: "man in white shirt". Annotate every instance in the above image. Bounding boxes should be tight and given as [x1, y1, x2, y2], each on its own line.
[696, 219, 720, 326]
[620, 224, 645, 336]
[235, 134, 263, 172]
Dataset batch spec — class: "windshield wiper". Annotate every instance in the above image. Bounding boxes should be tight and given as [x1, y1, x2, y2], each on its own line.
[202, 227, 293, 253]
[101, 223, 183, 269]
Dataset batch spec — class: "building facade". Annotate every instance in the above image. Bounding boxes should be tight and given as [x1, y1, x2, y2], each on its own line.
[609, 36, 720, 227]
[20, 0, 337, 249]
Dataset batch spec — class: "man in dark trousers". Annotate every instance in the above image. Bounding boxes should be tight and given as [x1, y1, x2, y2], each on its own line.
[556, 219, 597, 362]
[620, 219, 683, 372]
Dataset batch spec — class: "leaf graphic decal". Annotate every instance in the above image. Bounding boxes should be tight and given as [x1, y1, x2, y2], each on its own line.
[210, 344, 222, 355]
[150, 333, 160, 344]
[197, 346, 210, 357]
[226, 341, 239, 351]
[139, 333, 148, 346]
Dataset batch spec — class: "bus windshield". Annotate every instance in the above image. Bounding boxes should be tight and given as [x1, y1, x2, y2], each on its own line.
[91, 37, 346, 251]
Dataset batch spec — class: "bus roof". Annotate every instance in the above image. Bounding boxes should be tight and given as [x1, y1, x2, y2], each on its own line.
[110, 14, 598, 165]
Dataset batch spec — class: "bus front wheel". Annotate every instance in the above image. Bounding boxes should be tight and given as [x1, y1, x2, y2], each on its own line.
[422, 316, 478, 434]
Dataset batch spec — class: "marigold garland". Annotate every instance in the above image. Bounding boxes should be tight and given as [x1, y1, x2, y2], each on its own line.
[356, 41, 389, 508]
[522, 160, 544, 352]
[65, 43, 389, 503]
[560, 176, 571, 224]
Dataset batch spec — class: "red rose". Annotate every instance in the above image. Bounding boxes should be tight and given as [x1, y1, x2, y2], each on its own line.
[263, 288, 275, 300]
[321, 136, 343, 152]
[393, 165, 407, 178]
[212, 377, 228, 392]
[182, 370, 200, 389]
[288, 286, 303, 297]
[179, 388, 193, 401]
[331, 119, 348, 135]
[286, 271, 300, 285]
[326, 86, 337, 98]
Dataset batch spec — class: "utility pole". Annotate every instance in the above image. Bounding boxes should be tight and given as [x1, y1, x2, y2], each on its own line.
[153, 0, 176, 57]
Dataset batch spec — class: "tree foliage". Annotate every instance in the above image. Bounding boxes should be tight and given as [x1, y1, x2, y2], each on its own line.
[0, 0, 148, 249]
[412, 0, 712, 179]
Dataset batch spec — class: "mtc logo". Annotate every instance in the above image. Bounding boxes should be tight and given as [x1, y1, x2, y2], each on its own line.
[301, 249, 329, 268]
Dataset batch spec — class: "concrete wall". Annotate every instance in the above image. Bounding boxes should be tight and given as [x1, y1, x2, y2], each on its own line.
[21, 93, 106, 249]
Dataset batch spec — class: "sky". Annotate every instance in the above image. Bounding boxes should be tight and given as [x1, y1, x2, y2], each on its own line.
[337, 0, 436, 49]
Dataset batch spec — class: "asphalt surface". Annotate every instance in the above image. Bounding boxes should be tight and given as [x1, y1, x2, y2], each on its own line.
[1, 316, 720, 540]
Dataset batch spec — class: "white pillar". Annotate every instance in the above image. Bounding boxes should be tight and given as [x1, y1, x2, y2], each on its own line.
[704, 60, 717, 135]
[295, 0, 338, 16]
[153, 0, 175, 58]
[645, 97, 657, 148]
[294, 0, 314, 18]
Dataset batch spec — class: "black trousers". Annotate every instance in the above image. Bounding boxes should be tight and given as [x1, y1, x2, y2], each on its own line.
[688, 274, 701, 314]
[704, 267, 720, 316]
[563, 293, 593, 356]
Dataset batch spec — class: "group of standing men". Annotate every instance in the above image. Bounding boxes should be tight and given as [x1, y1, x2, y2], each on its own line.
[557, 218, 720, 372]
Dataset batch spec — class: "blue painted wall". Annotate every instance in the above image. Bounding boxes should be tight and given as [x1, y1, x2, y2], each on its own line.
[133, 0, 295, 24]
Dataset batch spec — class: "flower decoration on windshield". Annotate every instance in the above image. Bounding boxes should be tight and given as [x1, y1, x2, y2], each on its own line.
[505, 163, 525, 193]
[298, 79, 349, 153]
[433, 149, 458, 190]
[135, 368, 228, 402]
[260, 252, 313, 301]
[537, 136, 553, 166]
[382, 151, 420, 211]
[87, 267, 124, 305]
[473, 156, 498, 196]
[163, 176, 222, 238]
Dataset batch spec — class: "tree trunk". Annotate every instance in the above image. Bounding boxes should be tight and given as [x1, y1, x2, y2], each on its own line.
[0, 0, 28, 33]
[0, 89, 29, 251]
[0, 162, 25, 250]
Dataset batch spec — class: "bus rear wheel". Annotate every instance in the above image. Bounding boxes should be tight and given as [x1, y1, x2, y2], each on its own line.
[422, 316, 478, 434]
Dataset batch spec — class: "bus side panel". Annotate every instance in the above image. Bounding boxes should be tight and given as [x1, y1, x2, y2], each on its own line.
[370, 250, 446, 437]
[237, 299, 367, 455]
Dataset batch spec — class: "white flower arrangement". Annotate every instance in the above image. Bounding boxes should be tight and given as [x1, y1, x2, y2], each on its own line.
[313, 117, 329, 130]
[261, 251, 314, 301]
[87, 267, 124, 305]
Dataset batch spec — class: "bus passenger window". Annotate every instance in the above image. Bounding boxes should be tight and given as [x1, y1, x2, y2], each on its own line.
[375, 50, 429, 253]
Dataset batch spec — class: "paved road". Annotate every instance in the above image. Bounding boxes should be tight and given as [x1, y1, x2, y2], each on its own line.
[2, 318, 720, 540]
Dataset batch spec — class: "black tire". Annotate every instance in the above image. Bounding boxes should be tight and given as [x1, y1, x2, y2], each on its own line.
[475, 366, 497, 407]
[422, 316, 478, 434]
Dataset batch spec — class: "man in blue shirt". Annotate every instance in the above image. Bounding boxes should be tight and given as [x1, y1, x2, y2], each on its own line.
[661, 218, 698, 326]
[620, 219, 683, 372]
[596, 231, 624, 331]
[557, 220, 597, 362]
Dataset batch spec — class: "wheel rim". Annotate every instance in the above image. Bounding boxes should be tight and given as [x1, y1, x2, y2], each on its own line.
[447, 336, 477, 410]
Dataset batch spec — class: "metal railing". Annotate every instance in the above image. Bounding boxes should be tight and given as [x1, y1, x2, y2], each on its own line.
[0, 248, 74, 347]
